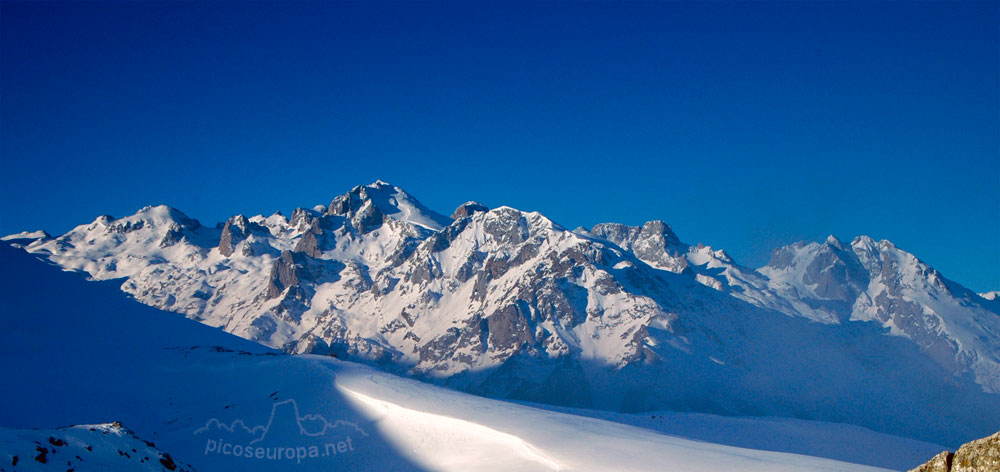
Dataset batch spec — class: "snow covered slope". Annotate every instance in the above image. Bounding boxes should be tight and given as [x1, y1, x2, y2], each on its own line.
[0, 423, 193, 472]
[0, 242, 932, 471]
[7, 182, 1000, 447]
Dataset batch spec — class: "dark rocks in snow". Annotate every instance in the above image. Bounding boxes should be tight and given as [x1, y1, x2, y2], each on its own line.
[107, 220, 145, 234]
[33, 446, 47, 463]
[159, 452, 178, 471]
[2, 422, 195, 472]
[158, 223, 185, 248]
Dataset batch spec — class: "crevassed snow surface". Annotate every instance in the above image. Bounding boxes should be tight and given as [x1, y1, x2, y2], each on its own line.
[0, 243, 933, 471]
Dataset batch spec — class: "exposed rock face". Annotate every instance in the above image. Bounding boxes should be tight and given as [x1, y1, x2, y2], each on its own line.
[772, 236, 869, 303]
[953, 431, 1000, 472]
[910, 451, 953, 472]
[327, 185, 385, 233]
[591, 221, 684, 272]
[292, 218, 324, 257]
[218, 218, 242, 257]
[909, 431, 1000, 472]
[265, 250, 301, 300]
[218, 214, 269, 257]
[451, 201, 489, 219]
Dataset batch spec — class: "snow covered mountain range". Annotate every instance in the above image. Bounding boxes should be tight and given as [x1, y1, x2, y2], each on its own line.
[2, 241, 939, 471]
[6, 181, 999, 446]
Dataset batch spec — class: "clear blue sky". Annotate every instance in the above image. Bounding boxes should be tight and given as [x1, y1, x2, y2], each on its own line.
[2, 2, 998, 291]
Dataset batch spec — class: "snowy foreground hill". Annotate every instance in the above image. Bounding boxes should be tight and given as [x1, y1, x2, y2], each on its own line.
[5, 181, 1000, 448]
[0, 243, 948, 471]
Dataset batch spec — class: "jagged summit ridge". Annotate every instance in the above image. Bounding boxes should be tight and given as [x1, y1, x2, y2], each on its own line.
[326, 180, 452, 232]
[8, 181, 1000, 446]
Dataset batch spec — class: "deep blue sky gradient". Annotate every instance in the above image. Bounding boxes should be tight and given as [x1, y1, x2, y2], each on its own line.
[2, 2, 998, 290]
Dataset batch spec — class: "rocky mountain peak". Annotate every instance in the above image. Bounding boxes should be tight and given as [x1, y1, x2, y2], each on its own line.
[218, 214, 269, 257]
[589, 220, 681, 251]
[825, 234, 843, 249]
[327, 181, 451, 232]
[132, 204, 201, 229]
[851, 234, 878, 252]
[764, 244, 796, 270]
[451, 201, 489, 219]
[84, 205, 206, 249]
[639, 220, 682, 247]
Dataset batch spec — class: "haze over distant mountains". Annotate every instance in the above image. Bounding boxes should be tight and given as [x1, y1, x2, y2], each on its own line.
[6, 180, 999, 447]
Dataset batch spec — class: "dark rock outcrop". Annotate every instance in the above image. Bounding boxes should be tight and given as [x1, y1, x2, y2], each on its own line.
[159, 223, 186, 248]
[293, 218, 323, 258]
[326, 185, 386, 233]
[265, 251, 301, 299]
[218, 219, 242, 257]
[486, 303, 535, 352]
[218, 215, 267, 257]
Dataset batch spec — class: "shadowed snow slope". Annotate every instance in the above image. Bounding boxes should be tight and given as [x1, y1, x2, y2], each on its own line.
[0, 242, 935, 471]
[0, 423, 194, 472]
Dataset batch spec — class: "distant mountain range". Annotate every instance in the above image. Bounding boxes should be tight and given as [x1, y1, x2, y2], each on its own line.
[3, 242, 938, 471]
[6, 180, 999, 446]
